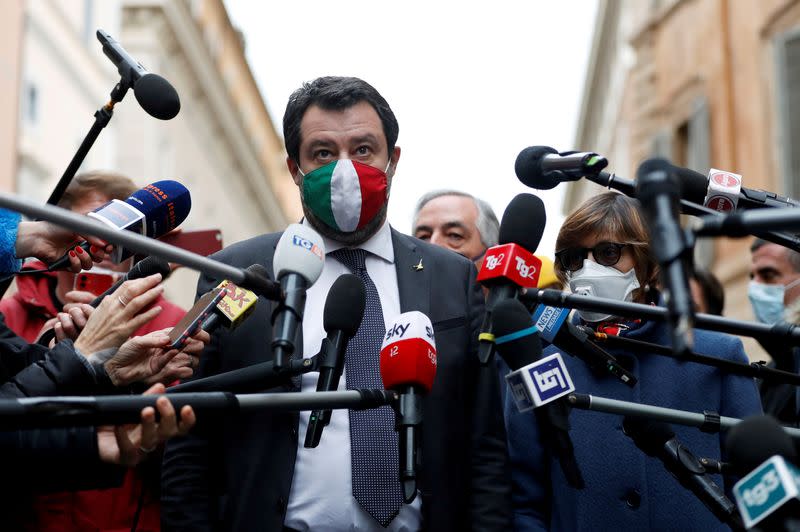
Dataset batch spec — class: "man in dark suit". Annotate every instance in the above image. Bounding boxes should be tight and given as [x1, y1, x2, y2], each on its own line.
[161, 76, 511, 531]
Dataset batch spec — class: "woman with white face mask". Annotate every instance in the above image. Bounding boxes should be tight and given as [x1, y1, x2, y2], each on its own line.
[503, 191, 762, 532]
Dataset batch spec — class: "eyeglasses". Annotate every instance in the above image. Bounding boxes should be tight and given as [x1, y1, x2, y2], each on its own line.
[555, 242, 630, 272]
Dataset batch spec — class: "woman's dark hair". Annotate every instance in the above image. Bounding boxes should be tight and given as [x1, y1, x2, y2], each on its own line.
[555, 191, 659, 303]
[282, 76, 399, 163]
[691, 267, 725, 315]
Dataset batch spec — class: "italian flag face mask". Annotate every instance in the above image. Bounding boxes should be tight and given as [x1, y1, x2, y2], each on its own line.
[299, 159, 389, 233]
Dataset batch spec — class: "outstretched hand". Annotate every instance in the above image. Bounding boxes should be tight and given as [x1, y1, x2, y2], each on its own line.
[96, 383, 195, 466]
[15, 220, 112, 272]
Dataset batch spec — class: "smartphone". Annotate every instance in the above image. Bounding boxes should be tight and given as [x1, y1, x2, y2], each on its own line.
[159, 229, 223, 257]
[167, 288, 225, 350]
[73, 271, 117, 296]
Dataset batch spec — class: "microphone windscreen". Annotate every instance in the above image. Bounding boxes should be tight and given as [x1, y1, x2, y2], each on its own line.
[129, 255, 172, 280]
[514, 146, 561, 189]
[380, 311, 437, 393]
[672, 165, 710, 205]
[134, 73, 181, 120]
[725, 415, 797, 474]
[124, 180, 191, 239]
[499, 193, 547, 252]
[273, 224, 326, 284]
[622, 417, 675, 454]
[324, 273, 365, 336]
[492, 298, 541, 371]
[635, 158, 680, 203]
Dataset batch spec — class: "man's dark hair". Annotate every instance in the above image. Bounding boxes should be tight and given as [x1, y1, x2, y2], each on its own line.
[691, 267, 725, 316]
[282, 76, 399, 163]
[751, 238, 800, 272]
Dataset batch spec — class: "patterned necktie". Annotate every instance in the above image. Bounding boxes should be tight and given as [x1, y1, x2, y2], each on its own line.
[331, 248, 402, 527]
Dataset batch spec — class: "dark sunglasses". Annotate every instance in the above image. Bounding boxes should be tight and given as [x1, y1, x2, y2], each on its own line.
[555, 242, 630, 272]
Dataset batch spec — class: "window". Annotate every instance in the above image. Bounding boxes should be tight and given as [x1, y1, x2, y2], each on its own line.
[24, 83, 38, 126]
[776, 28, 800, 200]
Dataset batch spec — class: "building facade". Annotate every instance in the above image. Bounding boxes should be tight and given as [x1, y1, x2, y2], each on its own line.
[569, 0, 800, 360]
[5, 0, 298, 308]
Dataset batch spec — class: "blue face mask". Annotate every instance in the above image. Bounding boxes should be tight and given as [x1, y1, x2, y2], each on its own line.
[747, 280, 800, 324]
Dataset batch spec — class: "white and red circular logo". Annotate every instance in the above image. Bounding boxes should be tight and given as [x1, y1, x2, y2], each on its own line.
[706, 195, 736, 212]
[710, 171, 741, 189]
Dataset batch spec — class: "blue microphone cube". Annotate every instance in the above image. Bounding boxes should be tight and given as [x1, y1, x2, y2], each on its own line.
[506, 352, 575, 413]
[733, 455, 800, 528]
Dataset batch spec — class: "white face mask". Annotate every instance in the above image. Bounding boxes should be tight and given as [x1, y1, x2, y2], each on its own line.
[567, 259, 641, 322]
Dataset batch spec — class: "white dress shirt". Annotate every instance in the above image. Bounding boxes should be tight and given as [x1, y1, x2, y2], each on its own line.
[284, 220, 422, 531]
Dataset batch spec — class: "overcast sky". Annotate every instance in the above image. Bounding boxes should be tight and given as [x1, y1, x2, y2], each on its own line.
[224, 1, 599, 257]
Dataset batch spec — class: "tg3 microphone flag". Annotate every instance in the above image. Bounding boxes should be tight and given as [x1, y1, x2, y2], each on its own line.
[380, 310, 437, 503]
[727, 415, 800, 530]
[48, 180, 192, 270]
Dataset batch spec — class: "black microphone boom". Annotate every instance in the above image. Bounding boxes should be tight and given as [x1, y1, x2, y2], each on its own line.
[96, 29, 180, 120]
[636, 158, 694, 355]
[623, 417, 744, 530]
[0, 192, 282, 300]
[515, 147, 800, 253]
[0, 390, 397, 430]
[521, 288, 800, 344]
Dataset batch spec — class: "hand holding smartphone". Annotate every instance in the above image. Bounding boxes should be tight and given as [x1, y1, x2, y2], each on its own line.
[167, 288, 225, 350]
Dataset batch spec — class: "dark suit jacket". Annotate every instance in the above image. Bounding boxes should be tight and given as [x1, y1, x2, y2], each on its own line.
[161, 229, 511, 531]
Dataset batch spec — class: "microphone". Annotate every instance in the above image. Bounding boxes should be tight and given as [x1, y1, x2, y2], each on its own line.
[88, 256, 172, 307]
[476, 193, 546, 364]
[636, 158, 694, 355]
[305, 273, 366, 448]
[48, 180, 192, 271]
[96, 29, 181, 120]
[206, 281, 259, 331]
[531, 305, 637, 387]
[622, 417, 743, 529]
[379, 311, 437, 503]
[726, 415, 800, 530]
[200, 267, 263, 333]
[493, 298, 584, 488]
[672, 164, 800, 212]
[271, 224, 326, 370]
[514, 146, 609, 189]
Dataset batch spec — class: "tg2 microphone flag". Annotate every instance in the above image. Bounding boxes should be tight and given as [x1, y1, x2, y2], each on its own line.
[48, 180, 192, 270]
[476, 193, 546, 364]
[380, 310, 437, 503]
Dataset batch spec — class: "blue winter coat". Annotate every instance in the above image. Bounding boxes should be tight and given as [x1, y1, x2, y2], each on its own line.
[503, 319, 762, 532]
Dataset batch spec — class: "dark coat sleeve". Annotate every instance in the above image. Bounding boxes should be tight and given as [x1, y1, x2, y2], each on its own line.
[0, 312, 51, 382]
[465, 261, 513, 530]
[161, 270, 224, 532]
[0, 319, 124, 492]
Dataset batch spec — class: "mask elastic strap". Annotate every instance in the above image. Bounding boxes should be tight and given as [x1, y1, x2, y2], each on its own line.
[786, 277, 800, 291]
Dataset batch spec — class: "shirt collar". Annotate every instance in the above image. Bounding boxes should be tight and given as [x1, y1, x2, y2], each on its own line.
[301, 218, 395, 264]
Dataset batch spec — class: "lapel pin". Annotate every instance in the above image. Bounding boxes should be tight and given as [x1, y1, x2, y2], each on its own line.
[412, 258, 424, 272]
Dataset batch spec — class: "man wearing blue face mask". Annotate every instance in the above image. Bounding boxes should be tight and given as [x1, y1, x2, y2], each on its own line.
[749, 238, 800, 426]
[749, 239, 800, 324]
[161, 76, 512, 532]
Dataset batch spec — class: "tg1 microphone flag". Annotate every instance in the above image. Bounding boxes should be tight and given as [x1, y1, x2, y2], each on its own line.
[271, 224, 325, 370]
[48, 180, 192, 270]
[380, 310, 437, 503]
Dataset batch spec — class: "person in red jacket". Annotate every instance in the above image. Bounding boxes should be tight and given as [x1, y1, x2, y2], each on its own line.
[0, 171, 186, 532]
